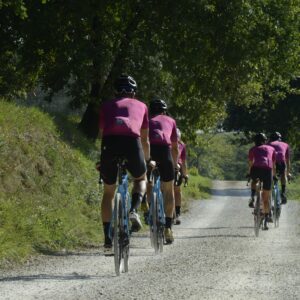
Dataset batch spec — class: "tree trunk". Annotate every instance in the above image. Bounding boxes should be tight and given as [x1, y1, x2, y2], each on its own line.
[79, 3, 144, 140]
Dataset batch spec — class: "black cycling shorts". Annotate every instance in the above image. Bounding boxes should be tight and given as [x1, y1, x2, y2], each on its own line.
[250, 167, 272, 191]
[100, 135, 146, 185]
[276, 162, 286, 176]
[150, 144, 175, 182]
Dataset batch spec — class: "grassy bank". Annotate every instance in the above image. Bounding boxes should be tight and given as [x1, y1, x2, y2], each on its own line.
[287, 177, 300, 201]
[0, 101, 101, 267]
[0, 100, 212, 267]
[181, 167, 212, 212]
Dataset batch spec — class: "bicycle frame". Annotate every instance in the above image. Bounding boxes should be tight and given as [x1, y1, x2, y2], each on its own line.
[272, 178, 281, 227]
[149, 169, 165, 253]
[111, 160, 130, 276]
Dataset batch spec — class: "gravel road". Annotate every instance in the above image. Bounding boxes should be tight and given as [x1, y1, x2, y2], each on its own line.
[1, 181, 299, 300]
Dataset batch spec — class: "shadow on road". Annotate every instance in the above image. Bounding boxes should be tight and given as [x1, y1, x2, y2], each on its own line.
[0, 273, 113, 282]
[211, 188, 249, 197]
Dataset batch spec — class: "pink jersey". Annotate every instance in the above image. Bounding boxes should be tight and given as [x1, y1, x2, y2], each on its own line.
[149, 114, 177, 146]
[178, 141, 186, 164]
[99, 97, 148, 138]
[248, 145, 276, 169]
[268, 141, 290, 163]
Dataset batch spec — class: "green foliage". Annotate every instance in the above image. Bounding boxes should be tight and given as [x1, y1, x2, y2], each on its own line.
[287, 176, 300, 201]
[0, 100, 101, 266]
[188, 132, 251, 180]
[1, 1, 300, 139]
[182, 173, 212, 206]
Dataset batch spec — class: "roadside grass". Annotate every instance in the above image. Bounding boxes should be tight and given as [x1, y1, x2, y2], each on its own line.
[0, 100, 101, 267]
[0, 100, 212, 267]
[287, 177, 300, 201]
[181, 167, 212, 212]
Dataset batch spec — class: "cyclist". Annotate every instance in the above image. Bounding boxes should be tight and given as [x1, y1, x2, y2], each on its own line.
[268, 132, 291, 204]
[98, 75, 151, 251]
[174, 128, 188, 225]
[247, 133, 276, 223]
[147, 99, 178, 244]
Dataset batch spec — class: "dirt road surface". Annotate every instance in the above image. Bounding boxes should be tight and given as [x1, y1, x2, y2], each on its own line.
[1, 181, 299, 300]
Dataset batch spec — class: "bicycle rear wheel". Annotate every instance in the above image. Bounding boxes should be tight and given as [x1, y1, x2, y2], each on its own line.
[157, 192, 164, 253]
[113, 193, 123, 276]
[254, 193, 261, 237]
[150, 191, 159, 253]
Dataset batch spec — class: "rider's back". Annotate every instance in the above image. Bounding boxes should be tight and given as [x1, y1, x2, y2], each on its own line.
[99, 97, 148, 137]
[249, 144, 275, 169]
[149, 114, 177, 146]
[268, 140, 289, 163]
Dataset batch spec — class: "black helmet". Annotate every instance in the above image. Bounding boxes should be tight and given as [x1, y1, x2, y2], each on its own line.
[270, 131, 282, 141]
[114, 75, 137, 93]
[149, 99, 168, 115]
[253, 133, 267, 145]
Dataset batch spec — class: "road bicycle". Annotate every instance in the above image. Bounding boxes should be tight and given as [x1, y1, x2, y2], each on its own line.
[272, 177, 281, 228]
[249, 178, 268, 237]
[111, 158, 131, 276]
[148, 168, 165, 254]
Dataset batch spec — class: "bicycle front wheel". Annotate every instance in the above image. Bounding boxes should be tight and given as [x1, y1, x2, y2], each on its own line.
[254, 194, 261, 237]
[113, 193, 123, 276]
[150, 192, 159, 253]
[273, 186, 280, 228]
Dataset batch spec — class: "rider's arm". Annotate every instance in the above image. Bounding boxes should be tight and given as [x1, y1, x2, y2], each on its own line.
[171, 142, 179, 168]
[286, 145, 291, 174]
[141, 128, 151, 161]
[181, 160, 188, 177]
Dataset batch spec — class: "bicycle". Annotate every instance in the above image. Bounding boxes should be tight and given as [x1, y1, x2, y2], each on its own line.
[248, 178, 268, 237]
[148, 167, 165, 254]
[111, 158, 131, 276]
[272, 177, 281, 228]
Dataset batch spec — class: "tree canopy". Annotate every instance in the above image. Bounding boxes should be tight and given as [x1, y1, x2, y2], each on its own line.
[1, 0, 300, 140]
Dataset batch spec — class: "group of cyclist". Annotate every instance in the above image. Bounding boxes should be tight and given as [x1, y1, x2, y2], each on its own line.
[247, 132, 291, 226]
[97, 73, 291, 250]
[97, 75, 188, 251]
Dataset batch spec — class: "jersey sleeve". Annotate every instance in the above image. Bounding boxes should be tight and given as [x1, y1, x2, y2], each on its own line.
[181, 144, 186, 161]
[272, 148, 276, 162]
[285, 144, 290, 160]
[170, 120, 178, 143]
[141, 105, 149, 129]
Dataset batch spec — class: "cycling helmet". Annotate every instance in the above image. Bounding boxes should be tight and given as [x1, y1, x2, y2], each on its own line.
[114, 75, 137, 93]
[253, 133, 267, 146]
[270, 131, 282, 141]
[149, 99, 168, 115]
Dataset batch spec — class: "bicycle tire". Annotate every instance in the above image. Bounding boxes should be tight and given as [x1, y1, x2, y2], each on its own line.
[273, 184, 280, 228]
[114, 193, 123, 276]
[254, 192, 261, 237]
[123, 193, 130, 273]
[157, 191, 164, 253]
[150, 191, 159, 253]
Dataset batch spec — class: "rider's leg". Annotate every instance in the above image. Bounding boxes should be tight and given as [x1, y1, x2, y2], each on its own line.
[174, 185, 182, 224]
[131, 174, 146, 211]
[129, 174, 146, 231]
[161, 180, 175, 227]
[281, 171, 287, 202]
[101, 183, 116, 245]
[262, 189, 271, 214]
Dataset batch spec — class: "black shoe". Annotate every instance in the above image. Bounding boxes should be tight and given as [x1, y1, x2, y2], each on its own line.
[248, 198, 255, 208]
[144, 211, 149, 225]
[103, 239, 113, 255]
[281, 194, 287, 205]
